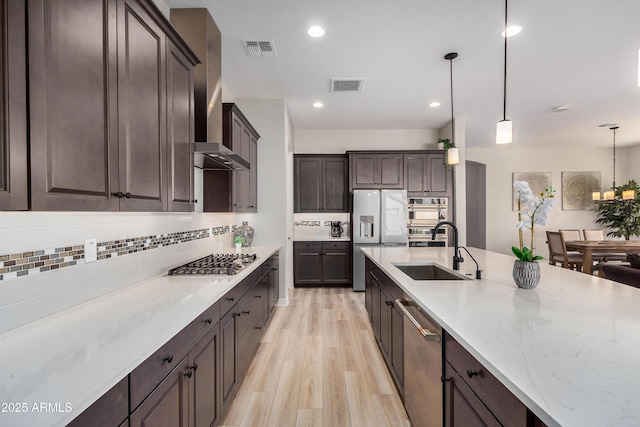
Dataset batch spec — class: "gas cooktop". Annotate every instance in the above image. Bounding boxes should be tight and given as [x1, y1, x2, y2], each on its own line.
[168, 253, 257, 276]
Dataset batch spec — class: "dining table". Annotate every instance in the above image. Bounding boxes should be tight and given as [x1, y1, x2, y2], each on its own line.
[564, 240, 640, 274]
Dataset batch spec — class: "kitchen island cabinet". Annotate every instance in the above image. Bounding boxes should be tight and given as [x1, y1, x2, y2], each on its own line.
[294, 154, 349, 212]
[0, 0, 28, 210]
[362, 246, 640, 427]
[27, 0, 198, 212]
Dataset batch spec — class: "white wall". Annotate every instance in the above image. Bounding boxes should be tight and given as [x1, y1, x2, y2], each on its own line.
[626, 145, 640, 182]
[294, 129, 439, 153]
[466, 145, 630, 256]
[232, 99, 289, 304]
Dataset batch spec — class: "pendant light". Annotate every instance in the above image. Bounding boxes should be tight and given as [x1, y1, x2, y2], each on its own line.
[444, 52, 459, 165]
[496, 0, 512, 144]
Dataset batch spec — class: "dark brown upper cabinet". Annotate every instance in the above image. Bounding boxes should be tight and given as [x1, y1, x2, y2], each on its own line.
[349, 152, 404, 190]
[294, 154, 348, 213]
[203, 103, 259, 212]
[405, 151, 452, 197]
[0, 0, 28, 210]
[27, 0, 197, 211]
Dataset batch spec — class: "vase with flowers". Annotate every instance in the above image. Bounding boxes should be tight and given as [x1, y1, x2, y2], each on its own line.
[511, 181, 556, 289]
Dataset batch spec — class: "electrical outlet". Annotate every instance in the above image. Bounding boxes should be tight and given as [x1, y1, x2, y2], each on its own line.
[84, 238, 97, 263]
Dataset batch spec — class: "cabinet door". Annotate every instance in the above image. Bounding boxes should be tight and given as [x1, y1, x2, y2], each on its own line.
[378, 153, 404, 188]
[427, 152, 449, 194]
[390, 301, 404, 390]
[191, 326, 221, 427]
[322, 242, 351, 284]
[405, 154, 427, 194]
[293, 242, 323, 286]
[369, 271, 381, 339]
[221, 309, 238, 411]
[350, 153, 378, 189]
[28, 0, 119, 211]
[322, 157, 348, 212]
[246, 133, 258, 211]
[444, 362, 501, 427]
[294, 156, 322, 212]
[117, 0, 166, 211]
[379, 285, 392, 361]
[166, 40, 194, 212]
[130, 357, 190, 427]
[269, 256, 279, 312]
[0, 0, 28, 210]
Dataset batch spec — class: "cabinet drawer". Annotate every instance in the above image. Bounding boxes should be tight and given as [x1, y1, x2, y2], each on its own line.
[219, 267, 262, 316]
[68, 377, 128, 427]
[323, 241, 350, 251]
[130, 319, 199, 411]
[445, 335, 527, 426]
[295, 241, 322, 252]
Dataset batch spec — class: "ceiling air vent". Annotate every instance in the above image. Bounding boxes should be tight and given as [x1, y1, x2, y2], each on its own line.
[243, 40, 277, 57]
[330, 78, 365, 92]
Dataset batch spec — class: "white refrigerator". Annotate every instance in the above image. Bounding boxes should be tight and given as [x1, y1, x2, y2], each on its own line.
[352, 189, 407, 291]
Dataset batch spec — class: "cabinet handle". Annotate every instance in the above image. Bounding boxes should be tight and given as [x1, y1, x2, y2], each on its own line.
[242, 310, 250, 315]
[189, 363, 198, 371]
[124, 192, 131, 198]
[204, 318, 213, 324]
[441, 376, 451, 383]
[248, 205, 256, 208]
[385, 300, 394, 306]
[255, 326, 262, 330]
[467, 370, 480, 378]
[112, 191, 124, 198]
[234, 312, 241, 317]
[226, 297, 235, 302]
[184, 370, 193, 378]
[193, 199, 198, 204]
[255, 295, 262, 299]
[163, 355, 173, 363]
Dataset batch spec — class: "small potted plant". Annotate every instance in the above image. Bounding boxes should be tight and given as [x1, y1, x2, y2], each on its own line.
[234, 235, 244, 252]
[512, 181, 556, 289]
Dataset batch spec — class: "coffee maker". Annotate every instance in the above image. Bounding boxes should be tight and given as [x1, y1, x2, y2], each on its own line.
[330, 221, 344, 238]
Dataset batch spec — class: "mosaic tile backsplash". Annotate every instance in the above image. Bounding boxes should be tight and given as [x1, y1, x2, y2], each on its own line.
[0, 226, 231, 282]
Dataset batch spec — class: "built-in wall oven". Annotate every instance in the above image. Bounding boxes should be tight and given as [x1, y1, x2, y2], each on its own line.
[407, 197, 448, 247]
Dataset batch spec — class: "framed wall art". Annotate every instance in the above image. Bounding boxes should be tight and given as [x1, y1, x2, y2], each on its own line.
[561, 171, 601, 210]
[512, 172, 552, 211]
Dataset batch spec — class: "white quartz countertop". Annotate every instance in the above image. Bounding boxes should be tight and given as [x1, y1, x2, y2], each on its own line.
[0, 246, 279, 427]
[362, 246, 640, 427]
[292, 235, 351, 242]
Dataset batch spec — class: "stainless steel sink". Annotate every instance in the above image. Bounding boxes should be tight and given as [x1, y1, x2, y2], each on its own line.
[392, 263, 471, 281]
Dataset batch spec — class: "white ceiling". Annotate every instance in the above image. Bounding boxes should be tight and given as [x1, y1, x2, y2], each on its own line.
[164, 0, 640, 149]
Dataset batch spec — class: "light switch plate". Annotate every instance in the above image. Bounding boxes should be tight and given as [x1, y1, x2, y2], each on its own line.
[84, 238, 97, 263]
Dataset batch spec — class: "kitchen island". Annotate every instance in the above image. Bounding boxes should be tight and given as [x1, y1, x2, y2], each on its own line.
[0, 246, 279, 427]
[363, 246, 640, 427]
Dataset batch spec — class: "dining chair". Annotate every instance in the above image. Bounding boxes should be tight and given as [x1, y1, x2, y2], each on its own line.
[546, 231, 583, 271]
[560, 229, 583, 241]
[582, 229, 628, 262]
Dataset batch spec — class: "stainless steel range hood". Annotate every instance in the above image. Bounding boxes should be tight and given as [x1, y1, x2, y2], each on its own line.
[171, 9, 248, 171]
[194, 142, 249, 170]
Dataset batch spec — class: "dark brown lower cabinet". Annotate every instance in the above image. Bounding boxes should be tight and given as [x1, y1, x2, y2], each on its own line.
[368, 266, 403, 394]
[294, 241, 351, 287]
[130, 356, 190, 427]
[67, 377, 128, 427]
[444, 362, 500, 427]
[220, 307, 238, 411]
[191, 327, 221, 427]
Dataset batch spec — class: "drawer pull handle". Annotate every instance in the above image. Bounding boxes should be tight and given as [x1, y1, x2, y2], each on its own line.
[163, 355, 173, 364]
[467, 370, 480, 378]
[184, 370, 193, 378]
[226, 297, 235, 302]
[242, 310, 250, 315]
[255, 326, 262, 330]
[385, 300, 394, 306]
[255, 295, 262, 298]
[204, 318, 213, 324]
[189, 363, 198, 371]
[234, 312, 241, 317]
[441, 377, 451, 383]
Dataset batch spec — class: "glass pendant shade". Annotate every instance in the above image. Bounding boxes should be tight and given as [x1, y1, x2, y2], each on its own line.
[603, 190, 615, 200]
[592, 191, 601, 201]
[496, 119, 512, 144]
[623, 190, 635, 200]
[447, 147, 460, 165]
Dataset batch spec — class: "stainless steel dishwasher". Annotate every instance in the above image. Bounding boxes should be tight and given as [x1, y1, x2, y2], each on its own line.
[395, 298, 443, 427]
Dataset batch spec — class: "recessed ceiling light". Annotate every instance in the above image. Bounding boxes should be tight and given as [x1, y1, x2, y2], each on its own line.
[307, 26, 325, 38]
[313, 102, 324, 108]
[429, 102, 441, 108]
[595, 123, 618, 128]
[501, 25, 522, 37]
[552, 105, 569, 113]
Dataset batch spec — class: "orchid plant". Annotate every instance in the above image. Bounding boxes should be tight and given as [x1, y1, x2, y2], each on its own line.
[512, 181, 556, 262]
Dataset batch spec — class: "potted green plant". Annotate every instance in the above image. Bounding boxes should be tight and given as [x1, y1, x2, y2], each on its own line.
[234, 235, 244, 252]
[594, 180, 640, 240]
[512, 181, 556, 289]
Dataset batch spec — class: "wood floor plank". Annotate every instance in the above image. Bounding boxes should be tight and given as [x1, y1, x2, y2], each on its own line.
[296, 408, 323, 427]
[322, 347, 350, 427]
[267, 360, 302, 427]
[345, 370, 377, 427]
[298, 335, 323, 409]
[239, 391, 275, 427]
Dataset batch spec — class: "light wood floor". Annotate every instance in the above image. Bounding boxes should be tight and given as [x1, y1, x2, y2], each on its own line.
[220, 287, 409, 427]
